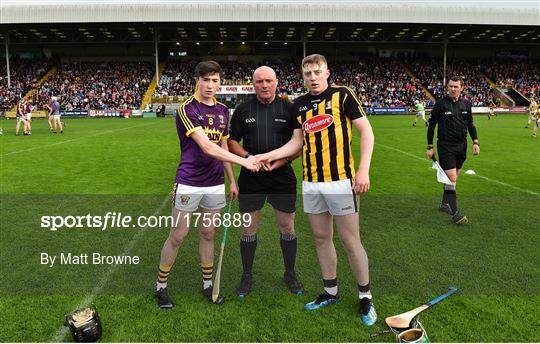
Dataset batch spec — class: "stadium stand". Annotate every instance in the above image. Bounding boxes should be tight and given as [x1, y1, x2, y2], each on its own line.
[0, 58, 53, 111]
[407, 58, 502, 106]
[154, 58, 431, 107]
[328, 58, 430, 108]
[447, 60, 499, 106]
[3, 58, 537, 112]
[480, 59, 540, 99]
[154, 60, 304, 97]
[32, 61, 153, 110]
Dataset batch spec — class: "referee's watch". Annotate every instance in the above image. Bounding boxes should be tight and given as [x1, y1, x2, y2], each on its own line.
[426, 144, 433, 150]
[473, 140, 480, 146]
[244, 152, 253, 158]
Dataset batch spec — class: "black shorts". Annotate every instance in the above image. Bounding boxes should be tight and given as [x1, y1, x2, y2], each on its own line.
[437, 140, 467, 170]
[238, 165, 297, 214]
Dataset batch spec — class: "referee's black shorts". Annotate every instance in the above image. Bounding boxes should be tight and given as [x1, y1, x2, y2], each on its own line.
[437, 140, 467, 171]
[238, 165, 297, 214]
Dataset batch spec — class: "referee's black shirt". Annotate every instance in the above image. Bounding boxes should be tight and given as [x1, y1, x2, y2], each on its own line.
[229, 95, 295, 155]
[427, 95, 478, 144]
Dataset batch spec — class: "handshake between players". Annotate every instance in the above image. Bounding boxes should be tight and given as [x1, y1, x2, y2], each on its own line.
[157, 56, 377, 327]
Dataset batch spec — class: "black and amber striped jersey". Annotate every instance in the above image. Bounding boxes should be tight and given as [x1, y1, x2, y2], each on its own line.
[293, 85, 366, 182]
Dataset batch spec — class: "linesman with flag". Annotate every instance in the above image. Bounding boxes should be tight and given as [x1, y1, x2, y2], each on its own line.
[425, 76, 480, 225]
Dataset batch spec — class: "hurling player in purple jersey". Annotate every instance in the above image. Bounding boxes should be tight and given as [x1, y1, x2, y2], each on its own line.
[155, 61, 259, 309]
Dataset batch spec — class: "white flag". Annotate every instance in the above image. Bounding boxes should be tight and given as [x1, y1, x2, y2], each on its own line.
[432, 160, 453, 185]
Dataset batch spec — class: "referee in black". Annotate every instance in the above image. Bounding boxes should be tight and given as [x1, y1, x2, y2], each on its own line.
[426, 76, 480, 225]
[228, 66, 303, 297]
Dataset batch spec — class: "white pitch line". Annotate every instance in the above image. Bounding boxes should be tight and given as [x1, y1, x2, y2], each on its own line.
[376, 143, 539, 196]
[471, 174, 539, 195]
[51, 195, 170, 342]
[2, 121, 161, 157]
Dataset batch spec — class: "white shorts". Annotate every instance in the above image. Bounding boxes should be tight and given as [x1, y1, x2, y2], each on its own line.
[26, 113, 32, 120]
[302, 179, 357, 216]
[172, 183, 226, 212]
[53, 114, 61, 120]
[17, 116, 26, 123]
[417, 111, 425, 117]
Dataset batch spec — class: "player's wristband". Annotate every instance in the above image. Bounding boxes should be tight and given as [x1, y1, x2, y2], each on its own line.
[244, 152, 253, 158]
[426, 144, 433, 150]
[473, 141, 480, 146]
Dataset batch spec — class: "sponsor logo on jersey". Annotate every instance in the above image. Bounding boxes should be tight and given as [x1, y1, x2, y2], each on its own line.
[302, 114, 334, 133]
[204, 127, 223, 142]
[245, 118, 256, 123]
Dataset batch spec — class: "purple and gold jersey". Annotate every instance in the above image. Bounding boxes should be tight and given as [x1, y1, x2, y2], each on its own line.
[175, 95, 229, 187]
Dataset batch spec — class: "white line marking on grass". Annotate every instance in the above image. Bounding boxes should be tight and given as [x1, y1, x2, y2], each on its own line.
[51, 195, 171, 342]
[471, 174, 539, 195]
[2, 121, 161, 157]
[376, 143, 539, 196]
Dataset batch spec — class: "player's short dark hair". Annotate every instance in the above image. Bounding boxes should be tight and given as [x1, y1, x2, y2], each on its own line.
[194, 61, 223, 79]
[302, 54, 328, 68]
[448, 76, 463, 85]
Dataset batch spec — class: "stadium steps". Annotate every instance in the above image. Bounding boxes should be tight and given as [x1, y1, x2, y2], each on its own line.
[140, 62, 166, 110]
[400, 63, 436, 101]
[480, 72, 497, 88]
[503, 87, 529, 106]
[9, 66, 58, 112]
[493, 87, 515, 106]
[479, 71, 514, 106]
[511, 87, 531, 103]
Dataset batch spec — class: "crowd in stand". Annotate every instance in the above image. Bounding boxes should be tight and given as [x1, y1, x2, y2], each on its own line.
[0, 58, 52, 111]
[3, 57, 538, 112]
[155, 58, 539, 108]
[155, 60, 306, 97]
[328, 59, 430, 108]
[480, 59, 540, 100]
[155, 61, 197, 97]
[31, 61, 153, 110]
[407, 58, 501, 106]
[407, 58, 445, 101]
[447, 60, 500, 106]
[155, 58, 429, 107]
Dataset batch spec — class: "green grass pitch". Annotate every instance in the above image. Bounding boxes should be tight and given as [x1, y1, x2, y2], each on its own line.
[0, 114, 538, 342]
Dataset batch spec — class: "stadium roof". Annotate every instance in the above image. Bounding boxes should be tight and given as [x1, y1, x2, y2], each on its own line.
[1, 0, 539, 26]
[3, 22, 539, 46]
